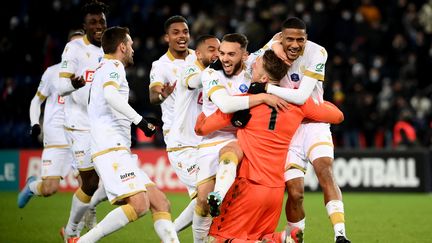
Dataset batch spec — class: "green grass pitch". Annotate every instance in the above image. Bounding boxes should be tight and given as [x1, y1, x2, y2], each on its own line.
[3, 192, 432, 242]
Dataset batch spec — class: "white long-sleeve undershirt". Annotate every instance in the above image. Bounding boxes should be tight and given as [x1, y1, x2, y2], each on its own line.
[29, 95, 44, 126]
[210, 88, 250, 113]
[267, 76, 318, 105]
[103, 85, 143, 125]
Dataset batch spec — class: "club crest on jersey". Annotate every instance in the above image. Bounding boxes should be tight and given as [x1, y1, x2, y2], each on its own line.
[109, 72, 119, 80]
[315, 63, 324, 72]
[239, 83, 248, 93]
[290, 73, 300, 82]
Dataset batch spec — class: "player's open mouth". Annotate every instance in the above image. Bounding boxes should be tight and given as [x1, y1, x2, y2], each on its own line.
[178, 40, 186, 48]
[95, 31, 103, 39]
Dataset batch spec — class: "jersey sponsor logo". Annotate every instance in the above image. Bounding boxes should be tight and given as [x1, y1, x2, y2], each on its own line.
[109, 72, 119, 81]
[42, 160, 52, 166]
[315, 63, 325, 73]
[290, 73, 300, 82]
[208, 79, 219, 87]
[187, 164, 199, 175]
[58, 95, 65, 104]
[239, 83, 248, 93]
[197, 91, 203, 105]
[185, 67, 196, 75]
[84, 70, 95, 82]
[120, 171, 136, 182]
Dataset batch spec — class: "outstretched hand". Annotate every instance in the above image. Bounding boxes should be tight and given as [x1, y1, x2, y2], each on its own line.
[160, 81, 177, 100]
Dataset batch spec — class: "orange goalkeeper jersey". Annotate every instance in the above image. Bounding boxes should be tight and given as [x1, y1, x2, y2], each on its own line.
[195, 98, 343, 187]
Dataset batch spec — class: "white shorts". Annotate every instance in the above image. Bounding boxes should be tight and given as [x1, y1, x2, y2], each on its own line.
[196, 139, 235, 186]
[41, 147, 73, 179]
[167, 148, 199, 198]
[65, 129, 93, 171]
[284, 123, 334, 181]
[93, 150, 152, 204]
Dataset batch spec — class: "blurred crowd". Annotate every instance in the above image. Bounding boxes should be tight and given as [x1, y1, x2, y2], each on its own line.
[1, 0, 431, 149]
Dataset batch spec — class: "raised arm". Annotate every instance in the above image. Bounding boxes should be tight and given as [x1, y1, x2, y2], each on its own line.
[195, 110, 232, 136]
[301, 98, 344, 124]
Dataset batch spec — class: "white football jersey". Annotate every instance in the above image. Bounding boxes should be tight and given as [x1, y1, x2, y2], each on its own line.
[35, 63, 68, 147]
[88, 56, 132, 155]
[166, 60, 205, 149]
[59, 35, 104, 130]
[149, 49, 195, 136]
[200, 59, 254, 143]
[279, 40, 327, 103]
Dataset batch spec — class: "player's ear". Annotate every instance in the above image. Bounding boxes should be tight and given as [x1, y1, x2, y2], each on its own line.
[242, 50, 249, 62]
[164, 34, 169, 43]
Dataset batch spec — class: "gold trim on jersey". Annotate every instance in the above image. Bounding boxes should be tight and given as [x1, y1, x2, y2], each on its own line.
[149, 81, 163, 89]
[307, 142, 334, 159]
[166, 145, 197, 152]
[110, 190, 146, 205]
[197, 140, 229, 149]
[64, 126, 89, 132]
[166, 48, 194, 61]
[194, 60, 205, 71]
[285, 163, 306, 173]
[41, 176, 62, 180]
[303, 70, 324, 81]
[104, 54, 116, 60]
[103, 81, 120, 89]
[78, 166, 95, 172]
[185, 73, 199, 88]
[83, 35, 91, 45]
[207, 85, 224, 99]
[91, 147, 130, 160]
[59, 72, 74, 78]
[36, 91, 47, 101]
[196, 175, 216, 187]
[44, 144, 70, 149]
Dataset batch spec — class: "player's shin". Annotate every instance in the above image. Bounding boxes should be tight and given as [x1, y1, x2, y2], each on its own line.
[153, 212, 180, 243]
[65, 188, 92, 235]
[326, 200, 347, 239]
[174, 198, 196, 232]
[214, 151, 239, 200]
[192, 205, 212, 243]
[79, 204, 137, 242]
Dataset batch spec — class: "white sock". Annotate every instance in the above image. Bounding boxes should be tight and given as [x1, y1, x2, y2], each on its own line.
[192, 209, 212, 243]
[65, 192, 90, 235]
[326, 200, 346, 238]
[28, 179, 42, 196]
[287, 218, 306, 231]
[174, 198, 196, 233]
[214, 161, 237, 200]
[89, 185, 107, 208]
[78, 206, 130, 243]
[154, 219, 180, 243]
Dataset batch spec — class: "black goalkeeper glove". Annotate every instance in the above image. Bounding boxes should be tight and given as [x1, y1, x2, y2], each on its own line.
[248, 82, 267, 94]
[231, 109, 251, 128]
[137, 118, 156, 137]
[30, 124, 41, 141]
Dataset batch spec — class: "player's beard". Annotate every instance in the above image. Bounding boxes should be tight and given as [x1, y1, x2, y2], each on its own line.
[223, 61, 242, 77]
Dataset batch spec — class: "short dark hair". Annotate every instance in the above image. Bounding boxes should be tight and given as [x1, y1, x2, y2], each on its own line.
[195, 34, 217, 49]
[101, 26, 130, 54]
[221, 33, 248, 50]
[164, 15, 188, 33]
[282, 17, 306, 31]
[81, 0, 109, 19]
[262, 50, 288, 81]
